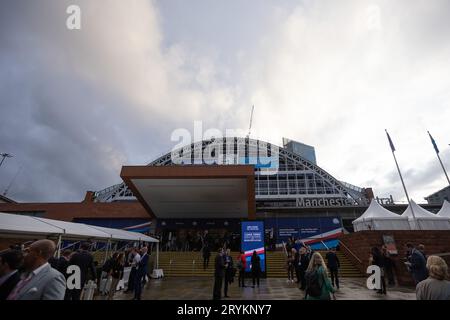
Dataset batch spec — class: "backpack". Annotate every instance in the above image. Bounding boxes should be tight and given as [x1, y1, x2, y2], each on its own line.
[305, 270, 322, 298]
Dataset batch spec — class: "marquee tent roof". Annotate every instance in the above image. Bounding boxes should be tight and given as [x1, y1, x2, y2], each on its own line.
[0, 212, 158, 242]
[0, 212, 63, 237]
[89, 225, 158, 243]
[354, 199, 405, 221]
[34, 217, 110, 240]
[352, 200, 410, 231]
[401, 200, 450, 230]
[437, 200, 450, 218]
[401, 200, 437, 218]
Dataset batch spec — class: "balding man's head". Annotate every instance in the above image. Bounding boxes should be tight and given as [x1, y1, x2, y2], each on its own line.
[31, 239, 56, 260]
[23, 239, 56, 271]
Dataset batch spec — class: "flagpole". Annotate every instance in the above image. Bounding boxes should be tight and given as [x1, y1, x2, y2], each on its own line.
[385, 130, 418, 229]
[428, 131, 450, 186]
[437, 152, 450, 186]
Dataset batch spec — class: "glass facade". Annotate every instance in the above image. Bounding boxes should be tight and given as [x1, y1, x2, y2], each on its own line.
[94, 137, 368, 206]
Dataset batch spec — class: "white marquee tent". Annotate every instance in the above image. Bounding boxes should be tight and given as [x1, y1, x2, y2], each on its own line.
[437, 200, 450, 218]
[0, 212, 158, 242]
[353, 199, 410, 231]
[401, 200, 450, 230]
[0, 212, 160, 266]
[89, 225, 157, 243]
[0, 212, 63, 238]
[34, 217, 112, 240]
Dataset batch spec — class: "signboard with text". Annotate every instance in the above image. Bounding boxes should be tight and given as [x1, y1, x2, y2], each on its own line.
[241, 221, 266, 273]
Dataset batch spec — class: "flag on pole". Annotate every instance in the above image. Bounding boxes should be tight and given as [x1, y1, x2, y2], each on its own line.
[428, 131, 439, 154]
[385, 130, 396, 152]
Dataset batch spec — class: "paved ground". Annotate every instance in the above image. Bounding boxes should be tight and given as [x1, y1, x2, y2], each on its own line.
[110, 277, 416, 300]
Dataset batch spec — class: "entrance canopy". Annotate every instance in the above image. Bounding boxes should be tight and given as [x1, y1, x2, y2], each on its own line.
[121, 165, 256, 219]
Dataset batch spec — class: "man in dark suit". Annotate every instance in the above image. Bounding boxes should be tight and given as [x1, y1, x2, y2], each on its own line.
[223, 249, 234, 298]
[68, 243, 97, 300]
[325, 247, 340, 289]
[203, 244, 211, 269]
[56, 250, 72, 300]
[407, 243, 428, 284]
[298, 247, 310, 290]
[213, 248, 225, 300]
[133, 247, 149, 300]
[0, 249, 23, 300]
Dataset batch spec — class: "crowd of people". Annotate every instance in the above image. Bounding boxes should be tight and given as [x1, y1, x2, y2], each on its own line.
[0, 240, 152, 300]
[282, 239, 450, 300]
[212, 248, 262, 300]
[1, 237, 449, 300]
[284, 238, 340, 299]
[367, 242, 450, 299]
[160, 230, 241, 252]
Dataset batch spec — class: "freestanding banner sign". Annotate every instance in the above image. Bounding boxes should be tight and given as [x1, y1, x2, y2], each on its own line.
[241, 220, 266, 274]
[382, 234, 398, 256]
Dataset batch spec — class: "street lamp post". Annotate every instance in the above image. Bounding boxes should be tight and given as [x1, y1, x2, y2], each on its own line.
[0, 153, 13, 168]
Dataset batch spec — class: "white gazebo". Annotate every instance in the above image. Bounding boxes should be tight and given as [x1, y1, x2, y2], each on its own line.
[401, 200, 450, 230]
[353, 199, 410, 231]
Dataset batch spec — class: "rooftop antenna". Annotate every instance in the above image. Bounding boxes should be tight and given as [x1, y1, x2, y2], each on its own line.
[3, 166, 22, 196]
[247, 105, 254, 138]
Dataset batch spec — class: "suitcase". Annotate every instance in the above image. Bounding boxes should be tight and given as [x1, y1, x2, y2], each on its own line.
[81, 280, 97, 300]
[99, 277, 113, 295]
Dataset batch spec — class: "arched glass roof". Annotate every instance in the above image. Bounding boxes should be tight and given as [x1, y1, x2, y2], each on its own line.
[94, 137, 367, 205]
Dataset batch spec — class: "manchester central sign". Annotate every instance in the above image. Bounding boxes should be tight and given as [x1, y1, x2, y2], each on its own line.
[296, 197, 365, 207]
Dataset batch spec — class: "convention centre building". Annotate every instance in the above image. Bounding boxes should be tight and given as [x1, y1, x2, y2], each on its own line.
[0, 137, 441, 250]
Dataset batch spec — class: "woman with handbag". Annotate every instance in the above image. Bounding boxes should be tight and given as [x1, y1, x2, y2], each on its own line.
[108, 253, 125, 300]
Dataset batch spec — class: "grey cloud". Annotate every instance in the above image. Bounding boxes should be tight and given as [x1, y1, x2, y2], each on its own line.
[1, 0, 450, 203]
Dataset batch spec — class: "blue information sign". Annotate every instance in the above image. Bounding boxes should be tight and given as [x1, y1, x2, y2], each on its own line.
[241, 221, 266, 273]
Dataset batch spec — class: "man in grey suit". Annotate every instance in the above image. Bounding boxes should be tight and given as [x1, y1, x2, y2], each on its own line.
[7, 239, 66, 300]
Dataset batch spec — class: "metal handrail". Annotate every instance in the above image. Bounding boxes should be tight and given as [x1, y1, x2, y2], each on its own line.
[339, 240, 362, 264]
[282, 241, 288, 256]
[321, 241, 329, 250]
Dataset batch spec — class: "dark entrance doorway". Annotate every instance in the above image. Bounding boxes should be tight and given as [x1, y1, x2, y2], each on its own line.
[157, 219, 241, 252]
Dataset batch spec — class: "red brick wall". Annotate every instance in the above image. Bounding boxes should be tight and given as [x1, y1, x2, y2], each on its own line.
[339, 231, 450, 286]
[0, 201, 151, 221]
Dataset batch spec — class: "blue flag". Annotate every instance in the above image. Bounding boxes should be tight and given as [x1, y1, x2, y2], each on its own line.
[385, 130, 396, 152]
[428, 131, 439, 154]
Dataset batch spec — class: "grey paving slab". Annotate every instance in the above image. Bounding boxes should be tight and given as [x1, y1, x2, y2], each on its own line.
[104, 277, 416, 301]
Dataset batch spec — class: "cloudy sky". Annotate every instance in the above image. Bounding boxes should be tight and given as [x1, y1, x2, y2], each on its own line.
[1, 0, 449, 203]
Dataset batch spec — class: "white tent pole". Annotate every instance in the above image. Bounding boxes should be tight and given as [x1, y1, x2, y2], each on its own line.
[56, 235, 62, 258]
[104, 239, 111, 264]
[156, 240, 159, 269]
